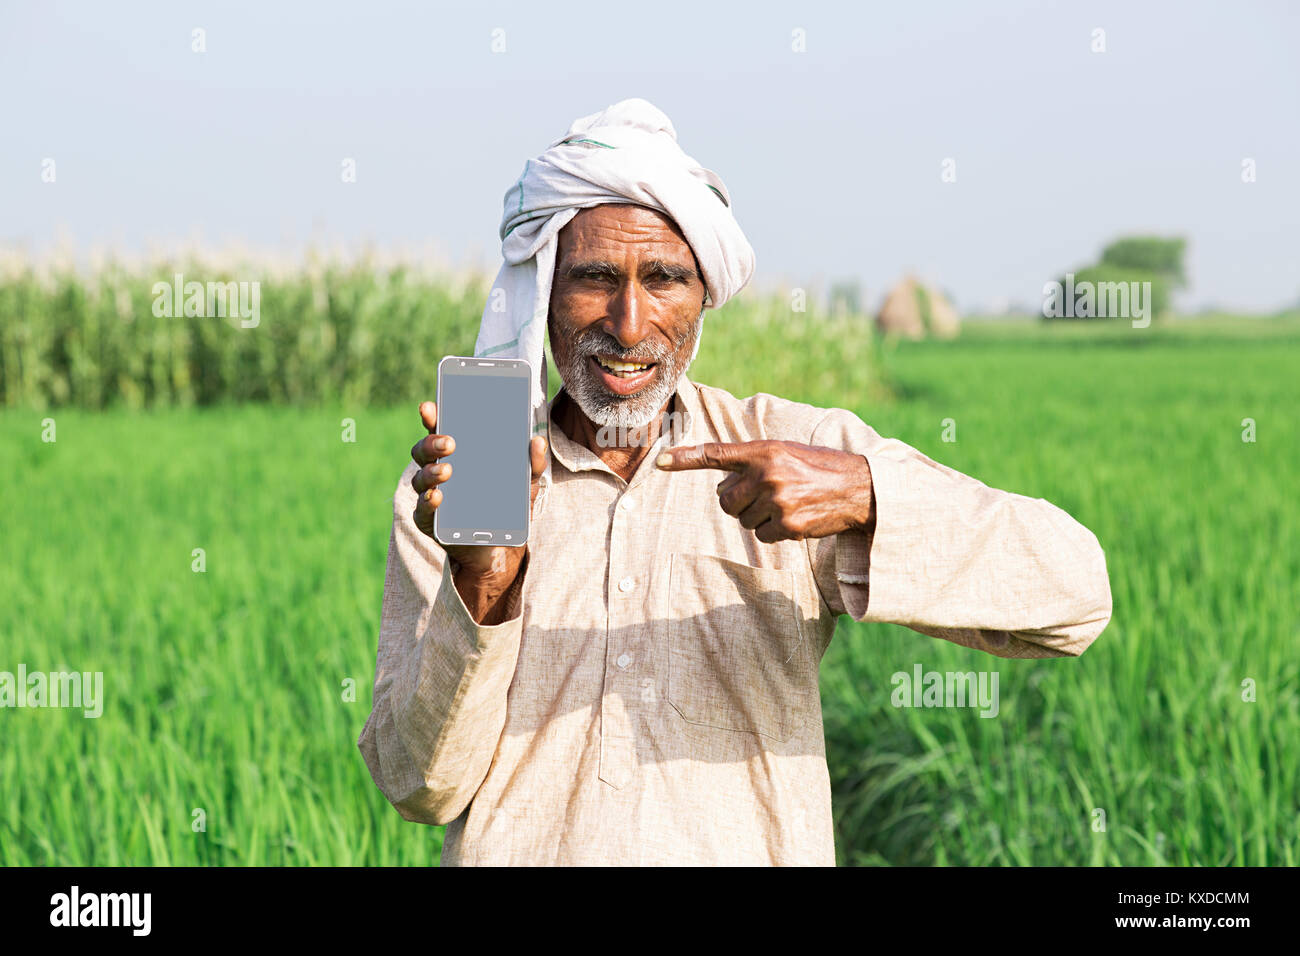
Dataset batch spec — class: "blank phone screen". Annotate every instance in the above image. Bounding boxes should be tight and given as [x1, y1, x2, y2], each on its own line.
[436, 365, 531, 537]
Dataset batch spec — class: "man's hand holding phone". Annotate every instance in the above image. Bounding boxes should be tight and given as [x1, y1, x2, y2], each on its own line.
[411, 400, 547, 625]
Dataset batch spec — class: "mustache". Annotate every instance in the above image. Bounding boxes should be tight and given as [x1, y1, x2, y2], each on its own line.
[569, 319, 700, 363]
[572, 331, 670, 364]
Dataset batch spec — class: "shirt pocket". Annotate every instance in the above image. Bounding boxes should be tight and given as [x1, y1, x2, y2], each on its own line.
[666, 552, 817, 742]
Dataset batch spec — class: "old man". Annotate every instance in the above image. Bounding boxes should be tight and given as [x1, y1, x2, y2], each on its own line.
[358, 99, 1112, 866]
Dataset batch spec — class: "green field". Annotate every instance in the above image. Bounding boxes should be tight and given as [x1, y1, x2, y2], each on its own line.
[2, 310, 1297, 865]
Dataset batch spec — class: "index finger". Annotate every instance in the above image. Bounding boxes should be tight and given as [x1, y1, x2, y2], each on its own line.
[655, 441, 763, 472]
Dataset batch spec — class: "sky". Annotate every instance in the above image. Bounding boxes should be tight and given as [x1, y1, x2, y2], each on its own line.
[2, 0, 1298, 313]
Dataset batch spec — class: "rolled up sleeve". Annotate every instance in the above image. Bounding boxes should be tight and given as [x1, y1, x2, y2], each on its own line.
[357, 465, 525, 825]
[806, 408, 1112, 658]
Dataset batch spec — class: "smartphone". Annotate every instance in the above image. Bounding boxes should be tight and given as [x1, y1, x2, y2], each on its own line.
[433, 356, 533, 547]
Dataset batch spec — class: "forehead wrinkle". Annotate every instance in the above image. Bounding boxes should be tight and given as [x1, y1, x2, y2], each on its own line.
[560, 205, 691, 253]
[571, 228, 688, 253]
[561, 231, 698, 271]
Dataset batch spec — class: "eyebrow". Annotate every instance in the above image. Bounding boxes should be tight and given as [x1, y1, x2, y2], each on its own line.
[565, 259, 698, 283]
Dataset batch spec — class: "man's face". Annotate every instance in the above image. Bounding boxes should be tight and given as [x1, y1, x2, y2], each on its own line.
[548, 204, 707, 430]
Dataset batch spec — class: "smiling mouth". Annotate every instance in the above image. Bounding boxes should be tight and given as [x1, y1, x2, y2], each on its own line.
[593, 355, 657, 377]
[586, 354, 659, 395]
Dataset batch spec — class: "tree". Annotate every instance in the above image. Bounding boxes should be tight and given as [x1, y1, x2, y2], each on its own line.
[1044, 235, 1186, 322]
[1099, 237, 1187, 288]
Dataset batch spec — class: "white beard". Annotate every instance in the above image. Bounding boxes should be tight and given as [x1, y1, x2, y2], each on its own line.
[558, 311, 703, 430]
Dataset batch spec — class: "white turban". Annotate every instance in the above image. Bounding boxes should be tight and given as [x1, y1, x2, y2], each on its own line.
[472, 97, 756, 438]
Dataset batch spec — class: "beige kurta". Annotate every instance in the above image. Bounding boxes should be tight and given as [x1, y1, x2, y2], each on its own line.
[357, 373, 1112, 865]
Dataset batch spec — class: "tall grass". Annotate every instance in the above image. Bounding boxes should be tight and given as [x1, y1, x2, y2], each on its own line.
[0, 254, 888, 409]
[0, 254, 488, 409]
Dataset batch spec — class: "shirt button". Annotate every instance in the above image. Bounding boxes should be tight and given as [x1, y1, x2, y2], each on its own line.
[616, 653, 631, 668]
[620, 496, 635, 511]
[618, 576, 634, 593]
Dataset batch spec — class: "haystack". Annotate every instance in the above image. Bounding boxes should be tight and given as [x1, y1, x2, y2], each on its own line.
[875, 276, 961, 339]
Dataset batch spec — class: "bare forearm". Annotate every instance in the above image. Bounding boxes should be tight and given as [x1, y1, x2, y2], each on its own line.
[848, 453, 877, 537]
[451, 551, 527, 626]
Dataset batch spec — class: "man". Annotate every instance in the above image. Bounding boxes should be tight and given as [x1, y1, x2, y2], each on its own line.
[358, 99, 1112, 866]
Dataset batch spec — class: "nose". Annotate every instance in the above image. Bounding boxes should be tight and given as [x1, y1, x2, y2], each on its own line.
[603, 278, 651, 349]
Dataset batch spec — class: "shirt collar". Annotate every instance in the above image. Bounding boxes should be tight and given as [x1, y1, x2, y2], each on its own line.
[548, 372, 699, 475]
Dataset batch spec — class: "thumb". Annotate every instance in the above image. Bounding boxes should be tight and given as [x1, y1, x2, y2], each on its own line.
[529, 434, 549, 480]
[419, 400, 438, 434]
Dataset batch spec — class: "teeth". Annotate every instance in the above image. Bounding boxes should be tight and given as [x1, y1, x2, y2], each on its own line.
[596, 358, 651, 373]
